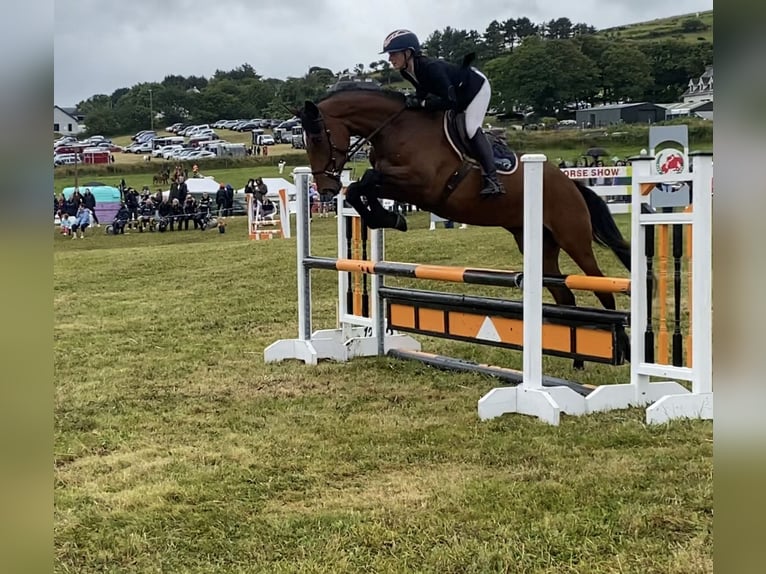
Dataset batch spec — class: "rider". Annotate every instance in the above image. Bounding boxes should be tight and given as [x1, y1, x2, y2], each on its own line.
[380, 29, 505, 197]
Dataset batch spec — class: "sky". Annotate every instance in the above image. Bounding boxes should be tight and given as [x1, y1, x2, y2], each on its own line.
[54, 0, 713, 107]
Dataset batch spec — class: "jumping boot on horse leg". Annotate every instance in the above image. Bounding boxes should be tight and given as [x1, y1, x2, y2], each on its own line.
[469, 131, 505, 197]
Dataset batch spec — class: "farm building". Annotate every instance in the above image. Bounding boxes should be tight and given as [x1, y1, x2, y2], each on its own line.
[661, 100, 713, 120]
[575, 102, 667, 128]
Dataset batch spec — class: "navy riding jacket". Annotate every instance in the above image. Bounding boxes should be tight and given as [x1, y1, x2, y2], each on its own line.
[401, 54, 485, 111]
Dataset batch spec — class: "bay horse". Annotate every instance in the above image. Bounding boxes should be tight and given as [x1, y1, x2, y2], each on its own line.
[298, 84, 632, 367]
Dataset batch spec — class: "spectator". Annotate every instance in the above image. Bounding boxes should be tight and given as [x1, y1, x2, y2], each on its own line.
[157, 197, 172, 222]
[278, 160, 286, 174]
[169, 199, 184, 231]
[137, 197, 156, 232]
[125, 188, 140, 228]
[177, 176, 188, 204]
[59, 212, 73, 236]
[224, 184, 234, 216]
[70, 189, 83, 212]
[244, 178, 256, 195]
[198, 192, 212, 216]
[111, 203, 131, 235]
[308, 182, 320, 218]
[183, 195, 197, 229]
[216, 183, 226, 217]
[169, 178, 179, 204]
[71, 205, 92, 239]
[254, 178, 268, 202]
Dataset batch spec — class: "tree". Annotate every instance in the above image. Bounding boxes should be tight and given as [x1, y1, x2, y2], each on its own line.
[572, 23, 597, 36]
[546, 17, 573, 39]
[482, 20, 506, 59]
[422, 30, 443, 57]
[502, 18, 517, 51]
[638, 39, 711, 101]
[378, 61, 397, 85]
[492, 37, 597, 117]
[681, 18, 708, 32]
[211, 63, 260, 82]
[514, 17, 538, 41]
[598, 43, 653, 102]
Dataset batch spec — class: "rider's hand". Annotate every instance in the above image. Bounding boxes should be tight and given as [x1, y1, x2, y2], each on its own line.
[404, 95, 422, 109]
[422, 96, 450, 111]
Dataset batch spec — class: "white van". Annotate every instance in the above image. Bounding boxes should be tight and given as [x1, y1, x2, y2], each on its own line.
[153, 136, 185, 149]
[256, 134, 275, 146]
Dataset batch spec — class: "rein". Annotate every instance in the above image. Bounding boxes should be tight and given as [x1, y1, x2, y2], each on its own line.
[311, 105, 407, 181]
[344, 106, 406, 160]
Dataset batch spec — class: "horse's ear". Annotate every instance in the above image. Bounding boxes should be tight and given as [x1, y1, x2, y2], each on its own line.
[303, 100, 320, 120]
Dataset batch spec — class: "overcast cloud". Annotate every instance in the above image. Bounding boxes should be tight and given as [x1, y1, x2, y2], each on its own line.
[54, 0, 713, 106]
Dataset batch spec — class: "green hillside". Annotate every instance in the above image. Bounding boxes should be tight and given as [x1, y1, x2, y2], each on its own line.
[599, 10, 713, 44]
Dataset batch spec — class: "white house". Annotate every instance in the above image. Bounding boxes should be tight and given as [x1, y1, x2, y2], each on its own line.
[658, 65, 714, 121]
[54, 106, 85, 135]
[681, 65, 713, 105]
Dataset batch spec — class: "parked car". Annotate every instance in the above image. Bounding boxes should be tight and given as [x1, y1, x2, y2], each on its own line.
[126, 141, 153, 154]
[186, 150, 216, 160]
[94, 142, 122, 152]
[132, 130, 156, 141]
[54, 153, 82, 166]
[161, 145, 185, 160]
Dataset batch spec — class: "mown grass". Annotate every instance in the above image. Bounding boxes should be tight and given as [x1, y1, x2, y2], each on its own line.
[54, 210, 712, 573]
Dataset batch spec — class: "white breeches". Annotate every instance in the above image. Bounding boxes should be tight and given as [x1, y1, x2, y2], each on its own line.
[464, 69, 491, 138]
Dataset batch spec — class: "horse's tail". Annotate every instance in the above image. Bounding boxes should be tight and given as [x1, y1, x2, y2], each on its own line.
[574, 180, 631, 271]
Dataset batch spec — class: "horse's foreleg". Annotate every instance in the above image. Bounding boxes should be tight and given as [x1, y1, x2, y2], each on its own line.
[347, 169, 407, 231]
[345, 181, 373, 224]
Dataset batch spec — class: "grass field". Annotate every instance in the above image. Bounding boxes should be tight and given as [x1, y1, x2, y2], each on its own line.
[54, 208, 713, 572]
[599, 10, 714, 44]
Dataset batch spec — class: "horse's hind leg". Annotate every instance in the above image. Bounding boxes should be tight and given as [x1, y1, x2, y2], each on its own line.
[511, 228, 585, 369]
[510, 228, 576, 306]
[559, 240, 617, 311]
[549, 212, 618, 311]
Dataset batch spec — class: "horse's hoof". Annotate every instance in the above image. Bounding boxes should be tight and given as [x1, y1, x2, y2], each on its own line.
[393, 214, 408, 232]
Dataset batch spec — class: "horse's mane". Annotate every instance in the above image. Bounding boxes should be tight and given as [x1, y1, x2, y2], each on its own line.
[318, 82, 405, 104]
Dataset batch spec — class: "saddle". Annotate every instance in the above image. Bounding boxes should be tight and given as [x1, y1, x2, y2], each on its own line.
[443, 110, 518, 175]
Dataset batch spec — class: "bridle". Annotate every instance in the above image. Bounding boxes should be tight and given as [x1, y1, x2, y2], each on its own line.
[306, 122, 348, 182]
[306, 106, 406, 182]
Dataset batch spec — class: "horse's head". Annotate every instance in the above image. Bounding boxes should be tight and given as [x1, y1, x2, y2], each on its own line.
[299, 100, 350, 196]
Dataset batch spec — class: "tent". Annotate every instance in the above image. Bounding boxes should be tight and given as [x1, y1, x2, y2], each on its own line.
[236, 177, 298, 214]
[185, 176, 222, 195]
[62, 185, 122, 222]
[161, 177, 222, 201]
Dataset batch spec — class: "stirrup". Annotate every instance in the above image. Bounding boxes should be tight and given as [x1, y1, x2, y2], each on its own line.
[479, 177, 505, 197]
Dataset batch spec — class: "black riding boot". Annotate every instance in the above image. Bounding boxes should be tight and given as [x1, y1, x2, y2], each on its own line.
[469, 130, 505, 197]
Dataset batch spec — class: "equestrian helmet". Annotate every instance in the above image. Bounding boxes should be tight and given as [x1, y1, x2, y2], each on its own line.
[381, 29, 420, 54]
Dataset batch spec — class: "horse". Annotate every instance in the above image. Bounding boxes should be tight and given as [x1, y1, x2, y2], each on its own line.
[297, 84, 632, 367]
[153, 170, 169, 186]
